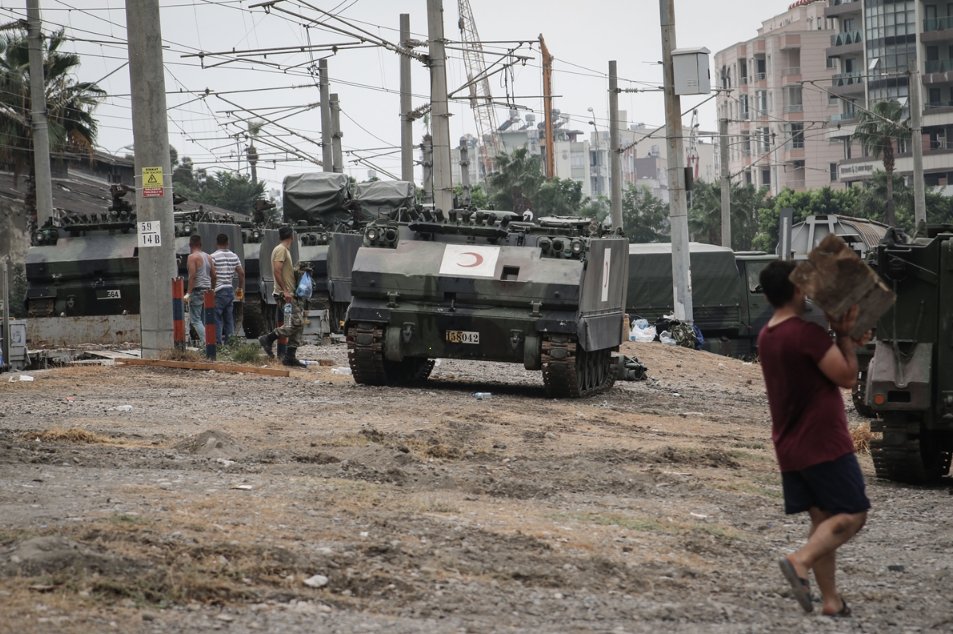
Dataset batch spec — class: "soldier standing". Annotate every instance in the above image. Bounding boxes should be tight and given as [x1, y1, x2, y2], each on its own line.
[258, 226, 306, 367]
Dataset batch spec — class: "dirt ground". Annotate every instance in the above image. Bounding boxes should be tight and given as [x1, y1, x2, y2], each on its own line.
[0, 340, 951, 633]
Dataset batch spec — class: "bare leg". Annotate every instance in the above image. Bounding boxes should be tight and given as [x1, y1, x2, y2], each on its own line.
[787, 509, 867, 613]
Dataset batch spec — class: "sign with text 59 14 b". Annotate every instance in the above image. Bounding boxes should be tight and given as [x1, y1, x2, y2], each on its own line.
[137, 221, 162, 248]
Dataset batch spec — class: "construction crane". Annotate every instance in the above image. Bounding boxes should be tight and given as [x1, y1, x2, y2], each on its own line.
[457, 0, 503, 177]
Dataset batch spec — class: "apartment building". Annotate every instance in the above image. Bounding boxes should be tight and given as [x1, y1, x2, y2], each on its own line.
[715, 0, 846, 193]
[828, 0, 953, 190]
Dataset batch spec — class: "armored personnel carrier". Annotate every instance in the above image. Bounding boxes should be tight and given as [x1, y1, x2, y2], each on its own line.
[863, 226, 953, 483]
[345, 210, 628, 397]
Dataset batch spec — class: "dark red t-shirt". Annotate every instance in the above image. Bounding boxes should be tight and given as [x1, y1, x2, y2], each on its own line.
[758, 317, 856, 472]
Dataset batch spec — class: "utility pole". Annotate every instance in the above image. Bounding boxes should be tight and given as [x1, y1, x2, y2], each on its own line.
[330, 92, 343, 174]
[1, 259, 9, 371]
[459, 137, 471, 207]
[539, 35, 555, 179]
[399, 13, 414, 182]
[319, 59, 333, 172]
[659, 0, 694, 323]
[719, 117, 731, 248]
[421, 134, 434, 204]
[125, 0, 177, 359]
[26, 0, 53, 229]
[609, 60, 623, 230]
[426, 0, 453, 211]
[909, 62, 927, 231]
[246, 123, 259, 186]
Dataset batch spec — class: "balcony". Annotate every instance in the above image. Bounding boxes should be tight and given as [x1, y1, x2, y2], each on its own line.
[827, 30, 863, 57]
[831, 112, 859, 124]
[753, 72, 767, 83]
[923, 59, 953, 84]
[824, 0, 861, 19]
[924, 16, 953, 32]
[831, 72, 864, 95]
[782, 66, 801, 78]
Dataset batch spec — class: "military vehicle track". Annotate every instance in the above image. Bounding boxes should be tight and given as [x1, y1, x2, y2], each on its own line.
[871, 415, 953, 483]
[541, 335, 616, 398]
[346, 323, 434, 385]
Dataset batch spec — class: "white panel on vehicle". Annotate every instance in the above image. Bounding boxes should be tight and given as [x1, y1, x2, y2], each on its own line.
[601, 247, 612, 302]
[438, 244, 501, 278]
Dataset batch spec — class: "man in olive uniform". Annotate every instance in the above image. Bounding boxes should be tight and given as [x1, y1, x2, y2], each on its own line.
[258, 226, 306, 367]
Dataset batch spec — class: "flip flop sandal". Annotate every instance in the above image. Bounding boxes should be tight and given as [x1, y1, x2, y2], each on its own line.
[823, 597, 852, 618]
[778, 557, 814, 613]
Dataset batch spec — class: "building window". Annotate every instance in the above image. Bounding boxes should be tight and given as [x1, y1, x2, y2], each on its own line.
[790, 123, 805, 149]
[830, 162, 838, 182]
[761, 167, 771, 186]
[761, 127, 771, 152]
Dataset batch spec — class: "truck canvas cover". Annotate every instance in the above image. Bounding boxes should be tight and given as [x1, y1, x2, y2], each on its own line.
[282, 173, 351, 225]
[353, 181, 416, 222]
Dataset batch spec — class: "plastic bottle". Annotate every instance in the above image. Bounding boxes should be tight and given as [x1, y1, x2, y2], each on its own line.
[473, 392, 492, 400]
[284, 301, 293, 321]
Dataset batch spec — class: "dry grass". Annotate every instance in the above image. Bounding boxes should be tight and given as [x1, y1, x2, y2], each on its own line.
[25, 428, 115, 445]
[161, 348, 203, 362]
[851, 421, 873, 455]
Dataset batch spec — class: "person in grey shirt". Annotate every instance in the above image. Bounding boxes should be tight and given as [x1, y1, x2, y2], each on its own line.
[186, 234, 216, 345]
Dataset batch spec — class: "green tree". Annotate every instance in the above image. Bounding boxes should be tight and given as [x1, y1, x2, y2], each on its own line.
[852, 100, 908, 227]
[0, 28, 105, 218]
[689, 181, 773, 251]
[622, 184, 669, 243]
[535, 177, 583, 215]
[486, 148, 544, 213]
[199, 172, 266, 215]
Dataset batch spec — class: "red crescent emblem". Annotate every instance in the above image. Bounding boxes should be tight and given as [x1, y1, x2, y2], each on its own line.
[458, 252, 484, 268]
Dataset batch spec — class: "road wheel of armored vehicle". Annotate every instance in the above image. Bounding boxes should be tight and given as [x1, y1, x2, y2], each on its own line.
[871, 415, 953, 483]
[346, 322, 434, 386]
[541, 335, 616, 398]
[240, 300, 266, 339]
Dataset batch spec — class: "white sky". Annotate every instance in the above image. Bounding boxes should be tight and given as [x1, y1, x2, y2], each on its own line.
[1, 0, 797, 192]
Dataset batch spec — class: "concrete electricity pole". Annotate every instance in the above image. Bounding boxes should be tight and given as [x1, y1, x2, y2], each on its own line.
[459, 137, 471, 207]
[609, 60, 623, 231]
[426, 0, 454, 212]
[909, 62, 927, 231]
[400, 13, 414, 182]
[125, 0, 177, 359]
[719, 117, 731, 247]
[659, 0, 694, 323]
[330, 92, 344, 174]
[319, 59, 333, 172]
[26, 0, 53, 229]
[421, 134, 434, 204]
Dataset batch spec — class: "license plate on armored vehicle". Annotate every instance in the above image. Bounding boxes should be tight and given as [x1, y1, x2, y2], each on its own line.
[445, 330, 480, 344]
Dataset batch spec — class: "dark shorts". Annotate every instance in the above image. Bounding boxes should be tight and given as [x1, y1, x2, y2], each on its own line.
[781, 452, 871, 515]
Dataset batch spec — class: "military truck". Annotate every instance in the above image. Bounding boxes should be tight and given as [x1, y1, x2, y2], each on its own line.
[625, 243, 775, 356]
[345, 210, 628, 397]
[862, 226, 953, 483]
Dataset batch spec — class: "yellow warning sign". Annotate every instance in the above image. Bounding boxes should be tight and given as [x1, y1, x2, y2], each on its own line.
[142, 166, 164, 198]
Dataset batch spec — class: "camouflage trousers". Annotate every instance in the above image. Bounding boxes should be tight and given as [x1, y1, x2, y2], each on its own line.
[275, 297, 304, 348]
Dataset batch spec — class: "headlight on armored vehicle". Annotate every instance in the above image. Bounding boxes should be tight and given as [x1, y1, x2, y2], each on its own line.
[538, 237, 552, 254]
[365, 227, 380, 243]
[570, 239, 584, 256]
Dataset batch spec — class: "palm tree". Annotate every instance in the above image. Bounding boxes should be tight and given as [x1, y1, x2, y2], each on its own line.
[852, 99, 908, 227]
[0, 27, 105, 220]
[486, 148, 544, 213]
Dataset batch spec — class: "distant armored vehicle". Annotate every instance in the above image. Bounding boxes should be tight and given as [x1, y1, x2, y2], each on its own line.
[863, 226, 953, 483]
[272, 174, 417, 333]
[345, 211, 628, 397]
[625, 243, 775, 356]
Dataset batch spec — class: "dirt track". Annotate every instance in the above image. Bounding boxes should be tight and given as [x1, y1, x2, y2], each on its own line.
[1, 341, 951, 633]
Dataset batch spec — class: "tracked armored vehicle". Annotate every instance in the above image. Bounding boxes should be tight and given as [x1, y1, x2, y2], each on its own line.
[345, 210, 628, 398]
[863, 226, 953, 483]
